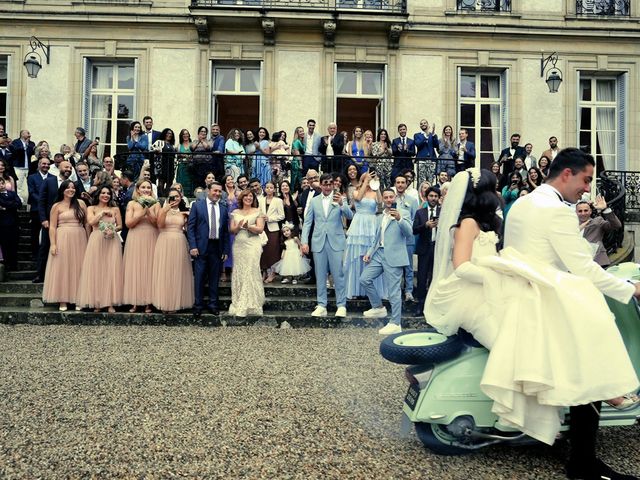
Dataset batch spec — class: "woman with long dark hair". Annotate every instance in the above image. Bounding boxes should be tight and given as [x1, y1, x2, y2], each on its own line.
[526, 167, 543, 191]
[156, 128, 177, 197]
[42, 180, 88, 311]
[176, 129, 195, 196]
[126, 120, 148, 180]
[76, 186, 124, 313]
[501, 172, 523, 219]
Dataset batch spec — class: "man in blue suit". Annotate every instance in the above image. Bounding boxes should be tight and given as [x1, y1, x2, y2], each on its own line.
[187, 181, 230, 318]
[361, 188, 413, 335]
[413, 119, 438, 160]
[455, 128, 476, 172]
[27, 157, 51, 256]
[391, 123, 415, 181]
[301, 173, 353, 317]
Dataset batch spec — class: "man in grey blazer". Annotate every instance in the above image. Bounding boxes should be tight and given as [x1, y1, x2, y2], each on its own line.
[361, 188, 413, 335]
[576, 196, 622, 267]
[301, 173, 354, 317]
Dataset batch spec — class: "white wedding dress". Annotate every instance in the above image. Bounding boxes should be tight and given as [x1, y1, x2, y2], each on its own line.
[426, 230, 639, 445]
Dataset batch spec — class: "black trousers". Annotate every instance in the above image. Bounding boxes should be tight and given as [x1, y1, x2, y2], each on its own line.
[193, 239, 222, 310]
[0, 224, 19, 270]
[415, 247, 435, 304]
[36, 227, 50, 279]
[568, 402, 601, 467]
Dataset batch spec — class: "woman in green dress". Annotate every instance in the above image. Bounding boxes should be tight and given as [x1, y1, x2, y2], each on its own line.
[175, 129, 194, 196]
[290, 126, 305, 191]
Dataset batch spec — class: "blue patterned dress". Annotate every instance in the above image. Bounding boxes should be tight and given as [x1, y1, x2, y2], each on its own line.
[343, 197, 387, 299]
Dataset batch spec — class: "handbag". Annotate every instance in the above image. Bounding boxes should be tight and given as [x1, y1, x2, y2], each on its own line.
[259, 231, 269, 246]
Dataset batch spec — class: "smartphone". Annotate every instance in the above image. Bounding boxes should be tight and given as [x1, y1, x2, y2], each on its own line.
[168, 195, 177, 202]
[391, 202, 397, 209]
[95, 137, 100, 142]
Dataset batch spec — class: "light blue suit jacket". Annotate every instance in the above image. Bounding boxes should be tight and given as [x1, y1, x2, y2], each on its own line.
[366, 211, 413, 267]
[395, 193, 419, 246]
[301, 194, 353, 252]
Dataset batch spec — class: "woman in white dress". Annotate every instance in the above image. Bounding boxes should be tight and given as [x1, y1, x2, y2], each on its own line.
[425, 168, 639, 446]
[228, 189, 266, 317]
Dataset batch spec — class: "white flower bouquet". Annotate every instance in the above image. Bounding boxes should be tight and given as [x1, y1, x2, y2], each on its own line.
[99, 220, 116, 240]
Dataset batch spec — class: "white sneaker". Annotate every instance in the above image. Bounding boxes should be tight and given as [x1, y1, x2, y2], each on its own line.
[378, 323, 402, 335]
[405, 292, 415, 302]
[335, 306, 347, 317]
[311, 305, 328, 317]
[363, 306, 388, 318]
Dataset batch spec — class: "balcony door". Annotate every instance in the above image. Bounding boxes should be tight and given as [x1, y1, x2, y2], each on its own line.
[335, 66, 385, 138]
[211, 64, 261, 136]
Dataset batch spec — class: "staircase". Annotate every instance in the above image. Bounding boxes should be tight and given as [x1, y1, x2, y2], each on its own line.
[0, 210, 424, 328]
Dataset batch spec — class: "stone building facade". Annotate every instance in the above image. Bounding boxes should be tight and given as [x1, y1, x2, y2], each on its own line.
[1, 0, 638, 169]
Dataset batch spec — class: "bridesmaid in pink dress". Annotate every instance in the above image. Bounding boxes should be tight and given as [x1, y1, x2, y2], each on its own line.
[76, 186, 124, 313]
[151, 188, 194, 313]
[123, 179, 159, 313]
[42, 180, 88, 311]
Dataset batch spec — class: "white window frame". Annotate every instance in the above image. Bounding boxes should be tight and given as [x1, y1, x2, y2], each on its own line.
[334, 64, 386, 132]
[577, 73, 625, 171]
[456, 69, 507, 167]
[211, 63, 261, 127]
[82, 58, 137, 157]
[0, 55, 9, 133]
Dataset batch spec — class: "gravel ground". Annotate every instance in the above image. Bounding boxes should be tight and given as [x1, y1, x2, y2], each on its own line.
[0, 325, 638, 479]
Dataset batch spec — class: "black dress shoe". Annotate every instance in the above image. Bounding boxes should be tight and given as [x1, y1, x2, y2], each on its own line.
[567, 458, 639, 480]
[208, 308, 220, 316]
[193, 308, 202, 318]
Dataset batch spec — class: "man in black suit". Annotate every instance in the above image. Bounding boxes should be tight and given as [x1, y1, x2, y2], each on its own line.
[27, 157, 51, 256]
[9, 129, 36, 202]
[413, 187, 441, 314]
[296, 169, 321, 282]
[318, 123, 345, 173]
[118, 170, 136, 244]
[499, 133, 526, 179]
[34, 160, 73, 282]
[391, 123, 416, 181]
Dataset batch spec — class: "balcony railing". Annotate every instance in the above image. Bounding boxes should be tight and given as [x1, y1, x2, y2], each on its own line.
[576, 0, 630, 16]
[457, 0, 511, 12]
[191, 0, 407, 13]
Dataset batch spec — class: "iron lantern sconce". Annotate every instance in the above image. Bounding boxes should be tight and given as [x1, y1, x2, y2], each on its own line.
[541, 52, 562, 93]
[23, 36, 51, 78]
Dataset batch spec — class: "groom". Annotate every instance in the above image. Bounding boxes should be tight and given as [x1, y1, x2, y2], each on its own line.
[505, 148, 640, 480]
[301, 173, 353, 317]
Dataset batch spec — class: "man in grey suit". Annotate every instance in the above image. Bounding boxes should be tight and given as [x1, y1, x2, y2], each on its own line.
[576, 196, 622, 267]
[361, 188, 413, 335]
[301, 173, 353, 317]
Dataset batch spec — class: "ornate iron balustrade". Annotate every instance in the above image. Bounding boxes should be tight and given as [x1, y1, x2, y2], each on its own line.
[457, 0, 511, 12]
[598, 171, 626, 254]
[191, 0, 407, 13]
[576, 0, 630, 16]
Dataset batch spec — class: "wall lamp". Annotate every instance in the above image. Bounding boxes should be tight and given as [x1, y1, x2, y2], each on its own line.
[540, 52, 562, 93]
[23, 36, 51, 78]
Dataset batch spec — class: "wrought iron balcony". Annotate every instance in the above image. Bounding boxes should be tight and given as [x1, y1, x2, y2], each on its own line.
[191, 0, 406, 14]
[576, 0, 630, 16]
[457, 0, 511, 12]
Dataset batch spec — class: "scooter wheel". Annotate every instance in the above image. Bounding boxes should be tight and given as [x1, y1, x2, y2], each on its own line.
[379, 328, 464, 365]
[415, 422, 474, 456]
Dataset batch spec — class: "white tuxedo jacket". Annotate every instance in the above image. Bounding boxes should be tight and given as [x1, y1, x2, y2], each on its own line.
[504, 184, 634, 304]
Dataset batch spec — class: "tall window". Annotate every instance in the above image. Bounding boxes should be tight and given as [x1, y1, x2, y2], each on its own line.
[458, 70, 507, 168]
[335, 66, 385, 137]
[578, 74, 626, 171]
[83, 60, 136, 157]
[0, 56, 8, 132]
[212, 64, 261, 135]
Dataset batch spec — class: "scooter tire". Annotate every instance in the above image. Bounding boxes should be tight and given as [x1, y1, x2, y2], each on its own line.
[414, 422, 473, 456]
[379, 329, 464, 365]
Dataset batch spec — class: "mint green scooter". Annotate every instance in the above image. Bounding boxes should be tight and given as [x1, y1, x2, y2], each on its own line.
[380, 262, 640, 455]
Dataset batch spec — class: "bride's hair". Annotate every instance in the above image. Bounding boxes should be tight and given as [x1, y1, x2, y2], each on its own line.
[457, 169, 503, 234]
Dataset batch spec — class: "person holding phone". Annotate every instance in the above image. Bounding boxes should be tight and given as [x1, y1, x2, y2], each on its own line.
[151, 188, 193, 313]
[360, 188, 413, 335]
[501, 172, 523, 219]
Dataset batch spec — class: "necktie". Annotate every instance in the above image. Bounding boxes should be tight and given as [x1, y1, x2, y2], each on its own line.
[209, 201, 217, 239]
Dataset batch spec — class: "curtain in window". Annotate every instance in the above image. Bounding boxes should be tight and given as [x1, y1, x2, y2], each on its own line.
[595, 80, 615, 170]
[488, 79, 500, 158]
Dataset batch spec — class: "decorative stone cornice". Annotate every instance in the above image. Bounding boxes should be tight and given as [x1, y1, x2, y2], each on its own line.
[323, 20, 336, 48]
[261, 18, 276, 46]
[194, 16, 209, 44]
[388, 23, 402, 49]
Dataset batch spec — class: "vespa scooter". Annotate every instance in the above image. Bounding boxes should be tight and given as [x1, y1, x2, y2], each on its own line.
[380, 262, 640, 455]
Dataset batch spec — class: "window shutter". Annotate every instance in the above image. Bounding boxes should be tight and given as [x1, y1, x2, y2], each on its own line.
[81, 57, 91, 132]
[616, 72, 627, 170]
[500, 69, 509, 151]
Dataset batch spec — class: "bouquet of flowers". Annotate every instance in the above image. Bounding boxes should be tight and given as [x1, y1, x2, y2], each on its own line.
[138, 196, 157, 208]
[99, 220, 116, 240]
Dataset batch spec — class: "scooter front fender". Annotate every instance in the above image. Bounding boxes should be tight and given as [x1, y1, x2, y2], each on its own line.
[403, 347, 498, 428]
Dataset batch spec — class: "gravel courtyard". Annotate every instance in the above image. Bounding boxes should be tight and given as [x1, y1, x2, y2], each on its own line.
[1, 325, 638, 479]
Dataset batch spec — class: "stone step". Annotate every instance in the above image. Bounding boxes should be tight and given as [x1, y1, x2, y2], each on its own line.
[6, 270, 37, 281]
[17, 260, 37, 270]
[0, 293, 412, 312]
[0, 307, 425, 329]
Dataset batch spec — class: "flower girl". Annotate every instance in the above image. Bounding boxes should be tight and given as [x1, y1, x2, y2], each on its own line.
[272, 222, 311, 284]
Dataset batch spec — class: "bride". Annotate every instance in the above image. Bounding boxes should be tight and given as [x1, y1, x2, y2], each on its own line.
[424, 167, 639, 446]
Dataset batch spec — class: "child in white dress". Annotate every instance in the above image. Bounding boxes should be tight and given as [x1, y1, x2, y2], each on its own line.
[272, 222, 311, 284]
